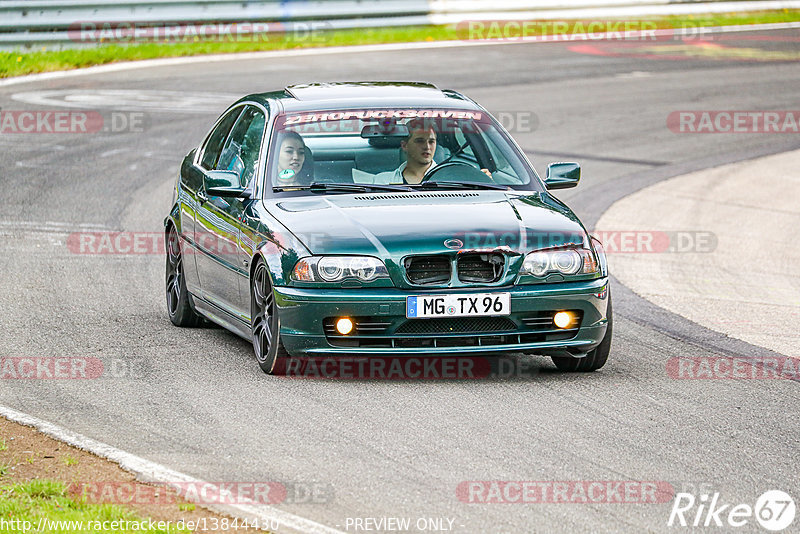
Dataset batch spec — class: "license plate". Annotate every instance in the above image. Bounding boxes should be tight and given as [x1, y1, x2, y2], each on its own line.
[406, 292, 511, 318]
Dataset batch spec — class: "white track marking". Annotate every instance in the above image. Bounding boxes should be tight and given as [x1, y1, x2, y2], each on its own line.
[0, 220, 110, 231]
[9, 89, 240, 112]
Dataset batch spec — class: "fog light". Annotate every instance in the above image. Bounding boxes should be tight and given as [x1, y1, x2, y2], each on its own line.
[336, 317, 354, 335]
[553, 311, 572, 329]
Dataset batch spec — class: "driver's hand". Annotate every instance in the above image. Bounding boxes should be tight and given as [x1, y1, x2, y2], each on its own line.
[480, 168, 492, 178]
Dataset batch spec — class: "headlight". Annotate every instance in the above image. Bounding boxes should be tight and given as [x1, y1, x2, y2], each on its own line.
[292, 256, 389, 283]
[318, 257, 345, 281]
[520, 248, 598, 277]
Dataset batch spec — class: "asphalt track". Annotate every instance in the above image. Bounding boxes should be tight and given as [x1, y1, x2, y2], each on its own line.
[597, 148, 800, 357]
[1, 29, 800, 533]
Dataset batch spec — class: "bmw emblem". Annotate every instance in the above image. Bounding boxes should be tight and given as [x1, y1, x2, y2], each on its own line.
[444, 238, 463, 250]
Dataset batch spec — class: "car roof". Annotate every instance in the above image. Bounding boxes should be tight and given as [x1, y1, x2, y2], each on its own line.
[237, 82, 481, 113]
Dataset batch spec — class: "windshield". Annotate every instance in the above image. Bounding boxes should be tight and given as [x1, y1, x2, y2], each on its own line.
[267, 108, 541, 194]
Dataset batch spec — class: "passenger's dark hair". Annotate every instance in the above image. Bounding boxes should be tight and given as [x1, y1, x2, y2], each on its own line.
[278, 130, 306, 148]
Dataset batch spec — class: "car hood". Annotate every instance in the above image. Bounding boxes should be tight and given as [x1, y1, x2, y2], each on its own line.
[265, 191, 588, 258]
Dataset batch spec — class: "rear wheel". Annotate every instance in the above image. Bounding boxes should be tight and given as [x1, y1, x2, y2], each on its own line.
[551, 294, 613, 372]
[251, 260, 289, 375]
[165, 226, 203, 327]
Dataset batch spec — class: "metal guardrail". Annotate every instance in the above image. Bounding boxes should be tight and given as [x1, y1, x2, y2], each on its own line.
[0, 0, 430, 30]
[0, 0, 792, 51]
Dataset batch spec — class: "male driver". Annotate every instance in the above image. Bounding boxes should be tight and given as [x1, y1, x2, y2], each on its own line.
[371, 118, 437, 185]
[366, 118, 493, 185]
[396, 118, 437, 184]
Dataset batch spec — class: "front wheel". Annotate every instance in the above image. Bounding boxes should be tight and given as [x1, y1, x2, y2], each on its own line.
[251, 260, 289, 375]
[551, 294, 613, 372]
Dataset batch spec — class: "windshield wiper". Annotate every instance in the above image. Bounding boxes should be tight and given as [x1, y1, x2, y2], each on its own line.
[275, 182, 413, 193]
[414, 181, 510, 191]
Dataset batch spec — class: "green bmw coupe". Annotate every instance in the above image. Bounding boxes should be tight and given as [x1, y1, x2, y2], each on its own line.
[164, 82, 611, 375]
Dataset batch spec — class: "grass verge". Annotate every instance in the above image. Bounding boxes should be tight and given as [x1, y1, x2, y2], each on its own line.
[0, 480, 187, 533]
[0, 417, 246, 533]
[1, 10, 799, 78]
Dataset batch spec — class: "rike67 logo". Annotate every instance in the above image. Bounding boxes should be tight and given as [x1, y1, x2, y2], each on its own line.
[668, 490, 795, 531]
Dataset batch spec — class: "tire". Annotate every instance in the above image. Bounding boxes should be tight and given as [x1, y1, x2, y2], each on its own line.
[551, 294, 613, 372]
[165, 226, 204, 327]
[251, 260, 289, 375]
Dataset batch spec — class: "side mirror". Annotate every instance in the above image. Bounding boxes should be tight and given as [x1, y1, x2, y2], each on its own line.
[544, 162, 580, 190]
[203, 170, 250, 198]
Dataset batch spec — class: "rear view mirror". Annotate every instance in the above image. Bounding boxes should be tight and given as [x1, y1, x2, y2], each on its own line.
[544, 162, 580, 190]
[361, 122, 409, 139]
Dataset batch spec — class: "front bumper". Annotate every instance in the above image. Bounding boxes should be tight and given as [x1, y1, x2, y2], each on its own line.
[274, 278, 609, 356]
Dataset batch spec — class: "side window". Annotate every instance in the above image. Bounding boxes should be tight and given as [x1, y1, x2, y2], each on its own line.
[200, 107, 242, 170]
[216, 106, 266, 187]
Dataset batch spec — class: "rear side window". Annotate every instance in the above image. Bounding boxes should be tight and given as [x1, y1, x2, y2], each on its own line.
[200, 107, 242, 170]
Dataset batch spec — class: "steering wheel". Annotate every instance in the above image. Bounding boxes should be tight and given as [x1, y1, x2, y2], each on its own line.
[421, 161, 494, 183]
